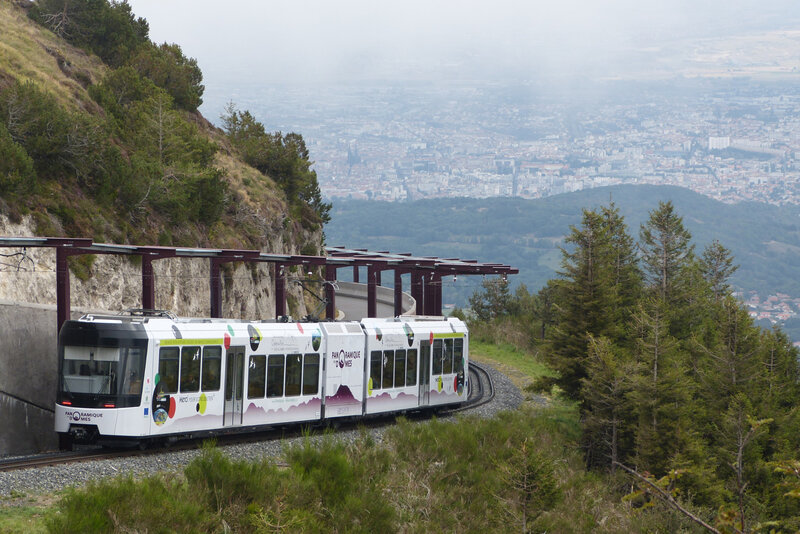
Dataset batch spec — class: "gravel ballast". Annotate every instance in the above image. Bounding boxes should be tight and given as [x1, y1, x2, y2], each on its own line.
[0, 363, 523, 498]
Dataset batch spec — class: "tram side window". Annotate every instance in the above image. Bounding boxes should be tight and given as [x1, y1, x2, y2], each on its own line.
[394, 350, 406, 387]
[432, 339, 443, 375]
[370, 351, 382, 391]
[454, 338, 464, 375]
[158, 347, 179, 394]
[406, 349, 417, 386]
[267, 355, 284, 398]
[382, 350, 394, 389]
[285, 353, 302, 397]
[180, 346, 201, 393]
[121, 348, 144, 395]
[248, 355, 266, 399]
[202, 346, 221, 392]
[303, 354, 320, 395]
[444, 339, 454, 374]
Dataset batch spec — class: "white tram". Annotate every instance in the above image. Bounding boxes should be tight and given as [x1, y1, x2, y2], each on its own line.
[55, 312, 468, 449]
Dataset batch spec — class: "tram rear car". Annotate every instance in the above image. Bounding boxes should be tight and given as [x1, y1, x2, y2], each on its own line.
[55, 313, 468, 448]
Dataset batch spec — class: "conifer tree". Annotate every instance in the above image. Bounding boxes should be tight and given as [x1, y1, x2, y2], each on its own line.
[548, 208, 611, 399]
[639, 200, 694, 304]
[468, 277, 512, 322]
[629, 298, 689, 474]
[533, 281, 558, 341]
[580, 335, 636, 470]
[699, 239, 739, 303]
[694, 297, 761, 407]
[756, 328, 800, 414]
[548, 205, 640, 400]
[600, 202, 642, 341]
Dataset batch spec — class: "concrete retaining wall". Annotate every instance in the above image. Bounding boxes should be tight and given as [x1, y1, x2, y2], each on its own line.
[0, 301, 106, 456]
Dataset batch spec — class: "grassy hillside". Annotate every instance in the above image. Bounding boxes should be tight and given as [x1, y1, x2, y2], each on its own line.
[0, 0, 322, 254]
[0, 0, 104, 110]
[325, 184, 800, 304]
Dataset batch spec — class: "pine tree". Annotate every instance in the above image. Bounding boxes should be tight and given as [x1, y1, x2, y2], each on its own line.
[693, 297, 762, 408]
[629, 298, 690, 475]
[548, 208, 612, 399]
[468, 277, 512, 322]
[699, 240, 739, 303]
[639, 200, 694, 304]
[533, 281, 558, 341]
[600, 202, 642, 341]
[580, 335, 636, 470]
[548, 205, 642, 400]
[756, 328, 800, 414]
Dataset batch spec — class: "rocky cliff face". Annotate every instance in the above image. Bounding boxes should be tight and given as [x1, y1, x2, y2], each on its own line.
[0, 214, 316, 319]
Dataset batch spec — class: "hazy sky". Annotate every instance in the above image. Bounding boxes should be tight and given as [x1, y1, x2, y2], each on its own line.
[126, 0, 800, 85]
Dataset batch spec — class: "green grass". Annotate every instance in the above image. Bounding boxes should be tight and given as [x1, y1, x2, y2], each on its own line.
[0, 503, 50, 534]
[470, 339, 556, 390]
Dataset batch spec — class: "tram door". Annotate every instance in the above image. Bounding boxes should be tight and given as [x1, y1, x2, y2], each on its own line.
[224, 346, 245, 426]
[419, 341, 431, 406]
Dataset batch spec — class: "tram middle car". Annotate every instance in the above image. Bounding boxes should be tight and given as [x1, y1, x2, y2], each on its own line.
[55, 312, 468, 449]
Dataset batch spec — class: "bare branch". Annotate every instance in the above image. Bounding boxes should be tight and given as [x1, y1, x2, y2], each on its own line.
[614, 461, 721, 534]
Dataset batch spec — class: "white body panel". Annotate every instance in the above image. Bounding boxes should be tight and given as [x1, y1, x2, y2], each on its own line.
[321, 322, 365, 418]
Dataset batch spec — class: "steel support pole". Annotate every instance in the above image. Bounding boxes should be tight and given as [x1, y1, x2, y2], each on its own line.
[56, 247, 70, 333]
[411, 270, 423, 314]
[275, 264, 286, 318]
[425, 273, 440, 316]
[142, 255, 155, 310]
[394, 270, 403, 317]
[353, 265, 359, 283]
[325, 265, 337, 320]
[433, 272, 442, 316]
[210, 258, 223, 318]
[367, 265, 377, 318]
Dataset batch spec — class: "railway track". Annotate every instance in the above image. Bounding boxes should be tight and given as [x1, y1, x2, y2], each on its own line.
[0, 448, 131, 473]
[447, 361, 494, 413]
[1, 362, 495, 473]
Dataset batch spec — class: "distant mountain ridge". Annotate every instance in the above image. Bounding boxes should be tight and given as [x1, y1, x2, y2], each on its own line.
[325, 185, 800, 306]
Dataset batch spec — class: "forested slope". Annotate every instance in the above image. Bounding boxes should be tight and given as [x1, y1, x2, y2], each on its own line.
[326, 185, 800, 304]
[466, 200, 800, 531]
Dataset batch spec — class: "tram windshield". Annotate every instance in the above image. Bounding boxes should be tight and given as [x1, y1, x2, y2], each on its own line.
[58, 333, 148, 408]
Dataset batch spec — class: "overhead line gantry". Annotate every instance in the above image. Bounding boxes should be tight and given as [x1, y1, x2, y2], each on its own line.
[0, 238, 517, 331]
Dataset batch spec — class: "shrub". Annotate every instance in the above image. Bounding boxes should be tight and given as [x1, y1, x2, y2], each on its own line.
[46, 475, 211, 534]
[0, 122, 36, 195]
[127, 43, 204, 111]
[29, 0, 149, 67]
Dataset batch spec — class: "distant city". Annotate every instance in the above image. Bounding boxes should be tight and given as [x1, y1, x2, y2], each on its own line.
[206, 78, 800, 206]
[203, 77, 800, 340]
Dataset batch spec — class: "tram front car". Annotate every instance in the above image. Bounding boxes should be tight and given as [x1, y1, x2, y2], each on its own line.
[55, 317, 149, 449]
